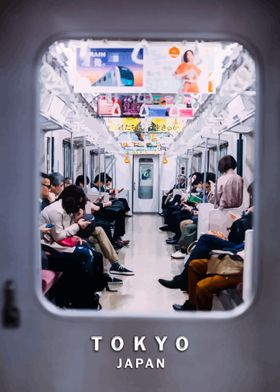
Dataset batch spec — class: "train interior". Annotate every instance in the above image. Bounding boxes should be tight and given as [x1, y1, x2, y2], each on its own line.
[39, 39, 256, 313]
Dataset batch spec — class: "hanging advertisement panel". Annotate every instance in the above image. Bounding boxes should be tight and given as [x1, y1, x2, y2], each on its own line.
[98, 94, 194, 118]
[105, 118, 187, 133]
[75, 47, 144, 93]
[145, 43, 217, 94]
[73, 42, 219, 95]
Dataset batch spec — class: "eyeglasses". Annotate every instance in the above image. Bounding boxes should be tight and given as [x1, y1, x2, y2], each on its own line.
[42, 183, 51, 189]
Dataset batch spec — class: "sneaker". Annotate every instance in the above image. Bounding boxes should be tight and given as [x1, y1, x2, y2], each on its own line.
[166, 238, 178, 245]
[106, 275, 123, 285]
[116, 238, 130, 246]
[171, 250, 185, 259]
[110, 262, 135, 276]
[159, 225, 171, 231]
[113, 242, 123, 250]
[173, 301, 196, 311]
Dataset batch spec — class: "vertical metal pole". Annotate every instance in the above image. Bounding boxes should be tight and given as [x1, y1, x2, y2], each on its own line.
[185, 157, 188, 192]
[190, 148, 194, 193]
[98, 147, 101, 194]
[90, 150, 94, 187]
[237, 134, 243, 176]
[202, 138, 208, 202]
[175, 158, 177, 186]
[82, 137, 87, 193]
[214, 134, 221, 208]
[70, 133, 74, 182]
[104, 150, 107, 191]
[113, 157, 116, 189]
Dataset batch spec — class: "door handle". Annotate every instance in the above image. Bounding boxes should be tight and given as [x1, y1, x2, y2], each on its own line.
[133, 182, 136, 191]
[2, 280, 20, 328]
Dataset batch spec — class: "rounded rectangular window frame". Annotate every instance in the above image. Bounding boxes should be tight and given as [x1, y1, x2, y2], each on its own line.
[36, 34, 261, 321]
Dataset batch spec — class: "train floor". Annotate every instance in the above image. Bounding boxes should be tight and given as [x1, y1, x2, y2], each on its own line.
[99, 213, 189, 313]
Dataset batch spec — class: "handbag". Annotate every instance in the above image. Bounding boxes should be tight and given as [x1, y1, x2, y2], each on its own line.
[206, 253, 243, 275]
[179, 223, 197, 250]
[227, 211, 253, 244]
[57, 237, 81, 247]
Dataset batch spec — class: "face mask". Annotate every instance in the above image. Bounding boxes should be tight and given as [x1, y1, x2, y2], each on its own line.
[196, 187, 202, 192]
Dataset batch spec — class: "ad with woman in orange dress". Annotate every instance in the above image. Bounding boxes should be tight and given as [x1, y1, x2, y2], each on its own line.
[174, 50, 201, 93]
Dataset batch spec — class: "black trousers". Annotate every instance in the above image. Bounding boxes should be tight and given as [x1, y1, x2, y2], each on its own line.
[169, 210, 193, 239]
[97, 208, 126, 240]
[119, 198, 130, 212]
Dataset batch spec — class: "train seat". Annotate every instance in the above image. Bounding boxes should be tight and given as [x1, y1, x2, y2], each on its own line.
[208, 204, 245, 237]
[217, 229, 253, 309]
[41, 270, 63, 295]
[87, 192, 110, 203]
[197, 203, 215, 237]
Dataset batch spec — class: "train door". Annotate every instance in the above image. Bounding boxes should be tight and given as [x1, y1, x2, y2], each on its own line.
[133, 155, 159, 212]
[2, 1, 280, 392]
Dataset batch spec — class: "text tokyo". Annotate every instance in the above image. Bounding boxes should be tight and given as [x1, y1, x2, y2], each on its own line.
[90, 336, 189, 352]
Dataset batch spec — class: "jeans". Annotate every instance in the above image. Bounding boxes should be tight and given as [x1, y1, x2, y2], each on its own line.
[186, 234, 243, 266]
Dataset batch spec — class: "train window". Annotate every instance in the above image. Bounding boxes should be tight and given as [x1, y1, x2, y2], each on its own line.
[138, 157, 154, 199]
[39, 38, 256, 316]
[63, 141, 72, 178]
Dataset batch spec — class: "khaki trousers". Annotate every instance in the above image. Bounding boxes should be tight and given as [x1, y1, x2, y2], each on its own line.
[89, 226, 118, 265]
[188, 258, 242, 310]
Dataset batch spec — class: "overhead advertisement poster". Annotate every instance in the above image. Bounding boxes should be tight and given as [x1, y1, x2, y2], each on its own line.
[105, 118, 186, 133]
[73, 41, 218, 95]
[144, 43, 217, 94]
[97, 94, 194, 118]
[75, 47, 144, 93]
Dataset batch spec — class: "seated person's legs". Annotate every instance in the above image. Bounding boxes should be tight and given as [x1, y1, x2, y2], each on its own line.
[187, 234, 238, 264]
[78, 224, 134, 276]
[195, 274, 242, 310]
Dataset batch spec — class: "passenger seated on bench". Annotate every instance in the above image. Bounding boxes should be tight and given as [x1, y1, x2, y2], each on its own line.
[40, 185, 103, 300]
[165, 199, 198, 245]
[159, 183, 254, 292]
[41, 185, 134, 277]
[163, 173, 215, 244]
[40, 172, 52, 211]
[161, 175, 187, 212]
[91, 174, 129, 248]
[105, 175, 132, 217]
[172, 252, 244, 311]
[48, 172, 64, 203]
[76, 175, 116, 245]
[73, 206, 134, 277]
[208, 155, 243, 209]
[64, 177, 72, 188]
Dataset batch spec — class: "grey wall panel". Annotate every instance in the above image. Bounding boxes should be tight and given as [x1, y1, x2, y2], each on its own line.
[0, 0, 280, 391]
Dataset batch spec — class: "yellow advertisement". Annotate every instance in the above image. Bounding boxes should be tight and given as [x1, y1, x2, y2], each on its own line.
[106, 118, 185, 132]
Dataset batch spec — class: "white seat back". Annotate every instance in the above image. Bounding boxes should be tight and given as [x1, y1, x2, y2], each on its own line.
[208, 204, 245, 236]
[243, 229, 254, 303]
[87, 191, 109, 203]
[197, 203, 214, 237]
[173, 189, 183, 197]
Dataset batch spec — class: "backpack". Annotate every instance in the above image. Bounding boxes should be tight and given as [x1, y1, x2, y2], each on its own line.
[178, 223, 197, 250]
[42, 244, 106, 309]
[228, 212, 253, 244]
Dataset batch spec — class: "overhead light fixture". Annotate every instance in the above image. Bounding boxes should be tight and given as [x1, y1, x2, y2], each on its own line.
[162, 152, 168, 164]
[124, 152, 130, 164]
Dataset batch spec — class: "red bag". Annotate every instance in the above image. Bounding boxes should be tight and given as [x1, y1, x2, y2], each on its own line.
[57, 237, 80, 247]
